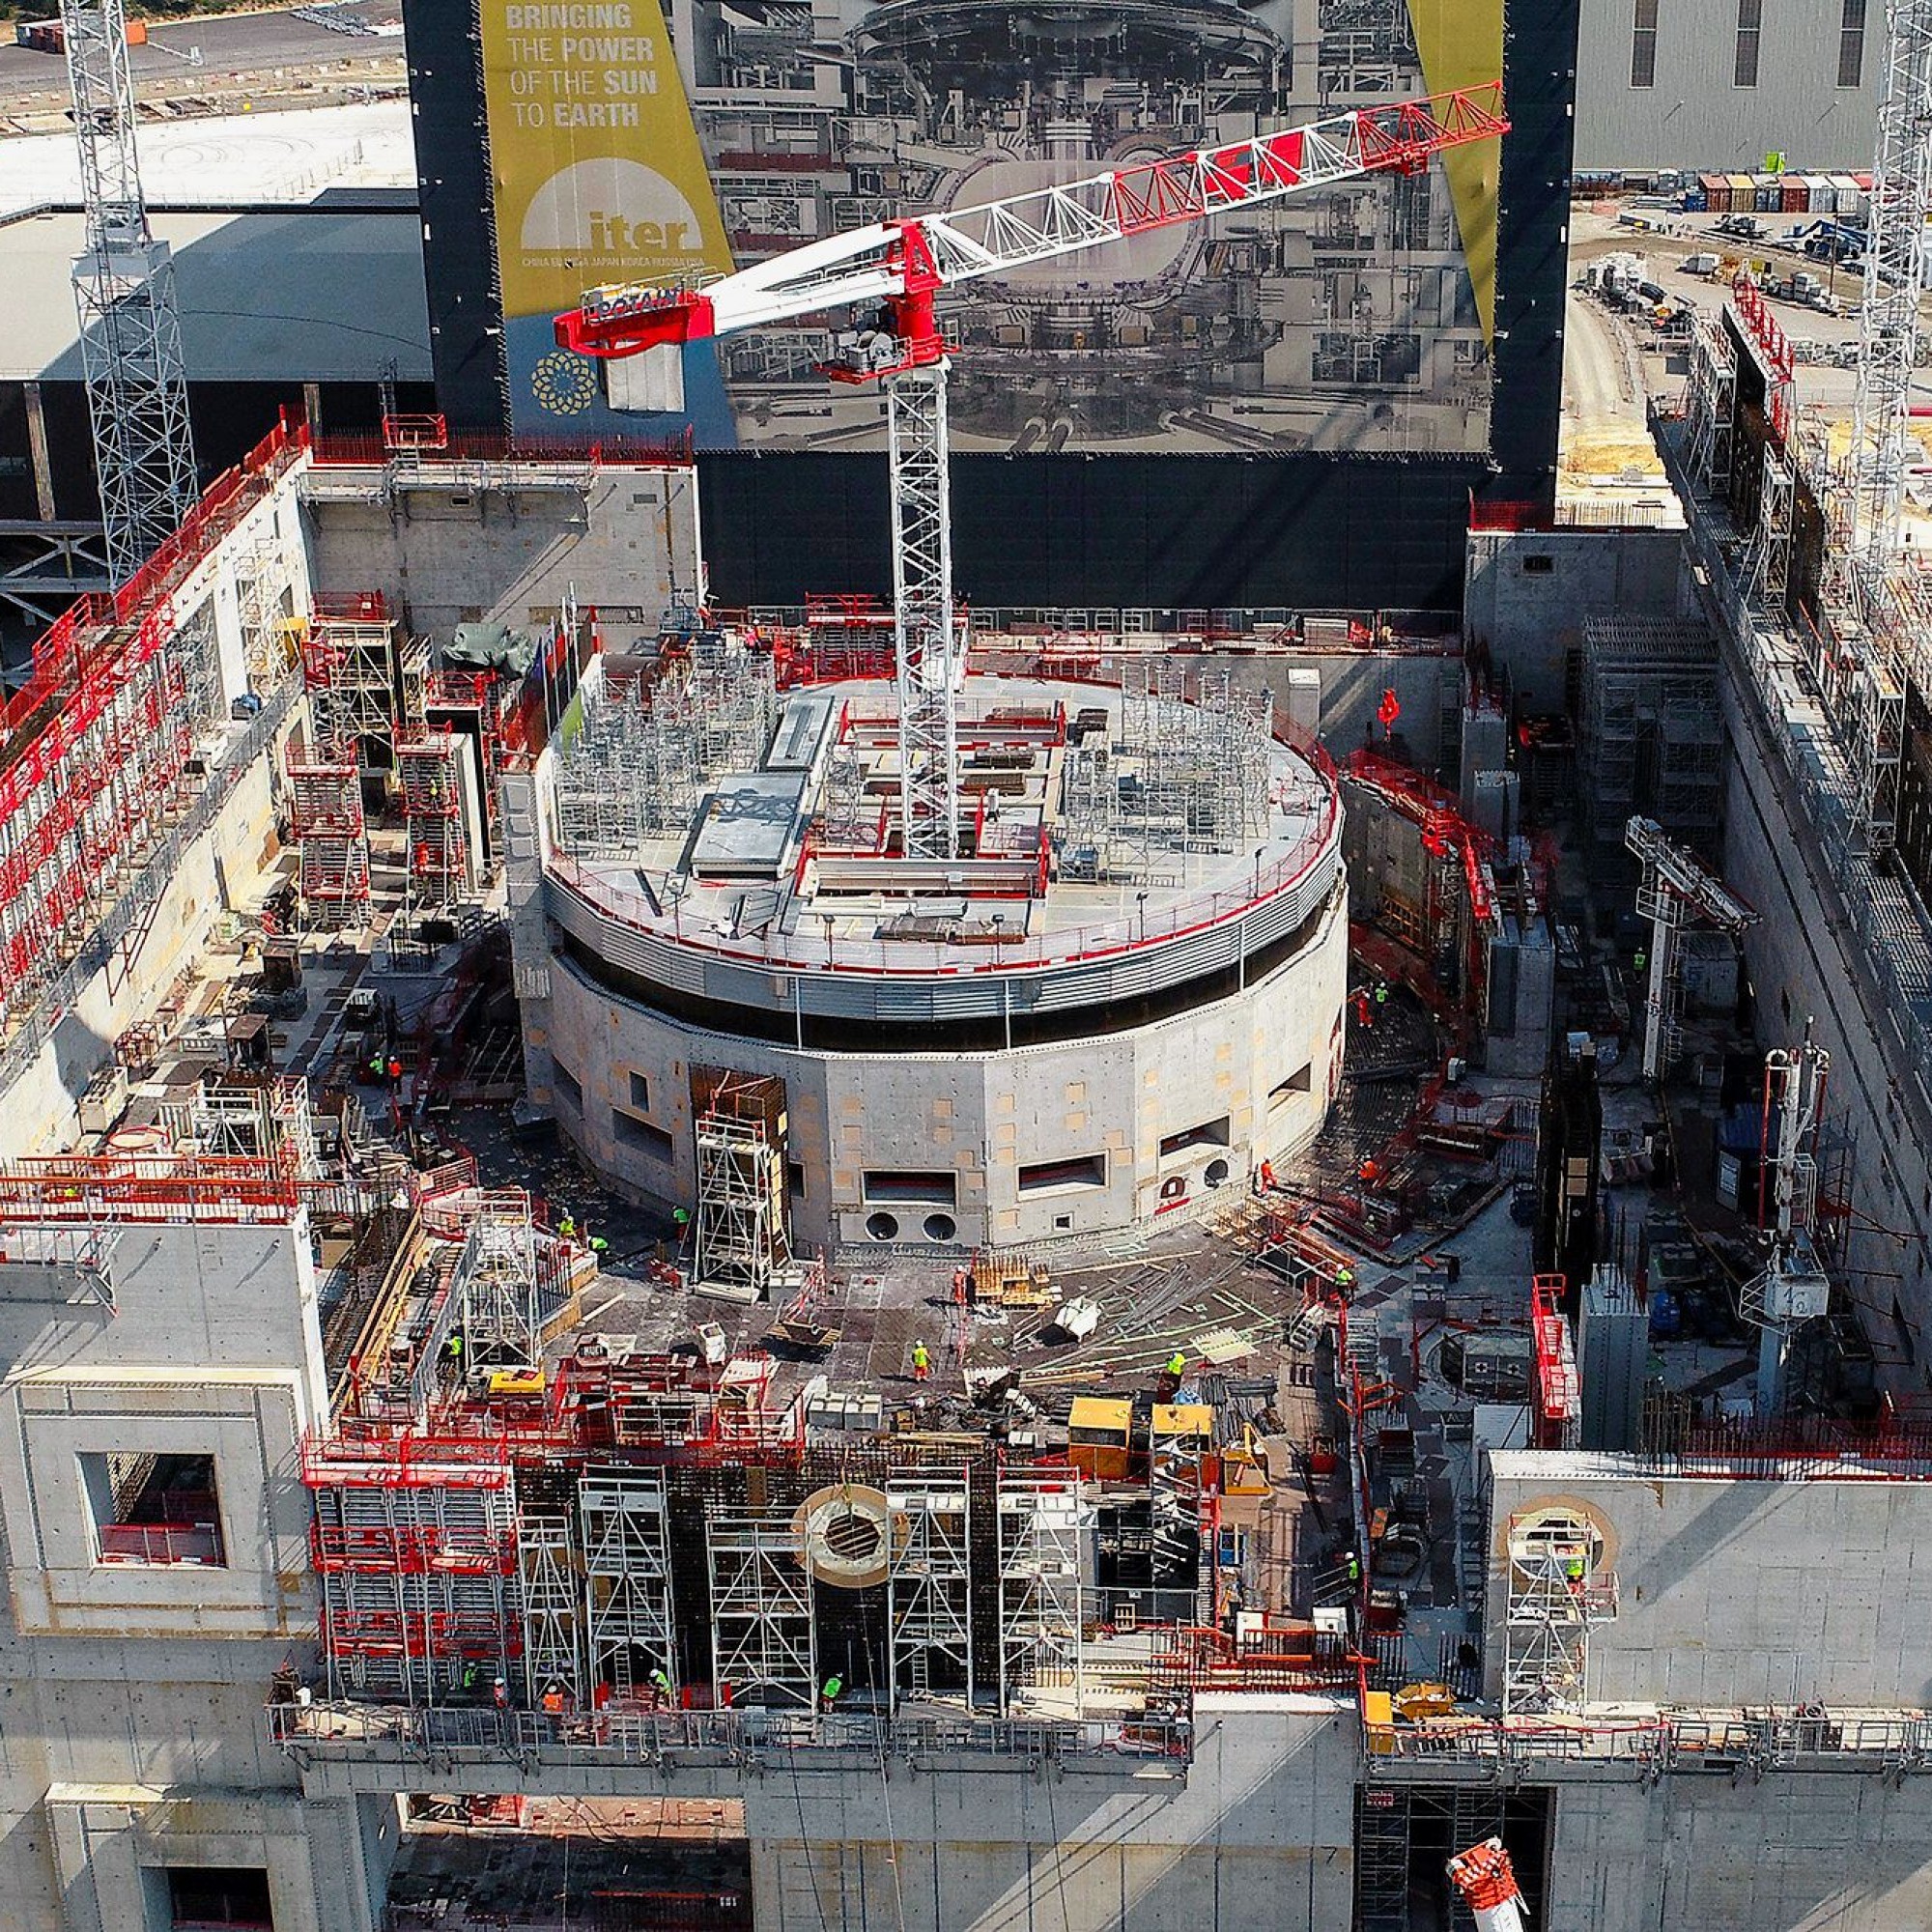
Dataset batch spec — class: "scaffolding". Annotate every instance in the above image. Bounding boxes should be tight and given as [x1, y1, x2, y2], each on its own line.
[286, 754, 369, 932]
[1060, 665, 1274, 887]
[707, 1514, 815, 1708]
[1684, 313, 1736, 497]
[518, 1509, 583, 1705]
[454, 1197, 556, 1373]
[581, 1468, 676, 1700]
[309, 1469, 520, 1705]
[1577, 617, 1722, 864]
[303, 595, 398, 774]
[1500, 1507, 1617, 1715]
[235, 536, 297, 696]
[997, 1471, 1086, 1709]
[693, 1071, 794, 1302]
[886, 1471, 974, 1705]
[552, 635, 778, 857]
[397, 731, 471, 908]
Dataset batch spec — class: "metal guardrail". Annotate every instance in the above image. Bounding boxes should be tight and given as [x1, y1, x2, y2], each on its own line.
[268, 1700, 1193, 1773]
[0, 680, 298, 1097]
[1368, 1710, 1932, 1779]
[547, 833, 1344, 1027]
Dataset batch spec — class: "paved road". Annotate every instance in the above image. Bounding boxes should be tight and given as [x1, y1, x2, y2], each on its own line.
[0, 2, 402, 108]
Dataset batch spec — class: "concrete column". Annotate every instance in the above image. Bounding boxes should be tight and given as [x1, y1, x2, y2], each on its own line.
[22, 382, 56, 522]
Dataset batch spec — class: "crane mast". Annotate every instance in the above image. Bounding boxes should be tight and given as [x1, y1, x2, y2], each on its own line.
[1847, 0, 1932, 578]
[559, 86, 1507, 860]
[61, 0, 197, 587]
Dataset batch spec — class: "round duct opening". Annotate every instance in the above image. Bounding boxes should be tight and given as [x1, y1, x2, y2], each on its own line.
[795, 1483, 894, 1589]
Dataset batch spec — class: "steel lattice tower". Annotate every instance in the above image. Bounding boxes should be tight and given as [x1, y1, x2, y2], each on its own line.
[1849, 0, 1932, 573]
[62, 0, 197, 586]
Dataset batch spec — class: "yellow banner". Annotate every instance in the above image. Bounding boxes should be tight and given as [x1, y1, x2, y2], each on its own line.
[478, 0, 733, 324]
[1408, 0, 1504, 344]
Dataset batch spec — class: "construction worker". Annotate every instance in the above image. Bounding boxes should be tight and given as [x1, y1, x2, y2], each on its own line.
[1564, 1548, 1586, 1593]
[1374, 980, 1389, 1007]
[648, 1667, 674, 1705]
[1256, 1158, 1276, 1195]
[588, 1234, 610, 1259]
[1634, 948, 1648, 974]
[1166, 1349, 1187, 1381]
[672, 1207, 692, 1237]
[557, 1213, 577, 1241]
[386, 1055, 404, 1086]
[367, 1052, 385, 1084]
[1345, 1549, 1362, 1585]
[445, 1330, 464, 1366]
[1353, 989, 1374, 1029]
[820, 1674, 843, 1710]
[911, 1339, 930, 1382]
[541, 1681, 566, 1720]
[1334, 1262, 1355, 1294]
[1358, 1156, 1380, 1188]
[492, 1676, 509, 1711]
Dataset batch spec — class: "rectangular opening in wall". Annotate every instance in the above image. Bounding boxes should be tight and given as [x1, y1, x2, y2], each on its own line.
[1735, 0, 1761, 84]
[787, 1160, 808, 1201]
[863, 1170, 957, 1206]
[1019, 1153, 1107, 1193]
[1269, 1065, 1315, 1110]
[168, 1864, 272, 1930]
[1158, 1117, 1232, 1159]
[628, 1070, 650, 1112]
[1520, 554, 1554, 575]
[613, 1110, 674, 1162]
[553, 1059, 583, 1113]
[80, 1451, 224, 1566]
[1839, 0, 1866, 84]
[1631, 0, 1658, 86]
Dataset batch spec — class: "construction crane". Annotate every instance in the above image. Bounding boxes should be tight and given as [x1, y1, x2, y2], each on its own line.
[60, 0, 198, 587]
[558, 86, 1508, 860]
[1446, 1837, 1528, 1932]
[1741, 1031, 1833, 1418]
[1623, 815, 1758, 1086]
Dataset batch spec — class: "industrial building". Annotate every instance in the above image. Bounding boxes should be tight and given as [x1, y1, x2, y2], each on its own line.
[1573, 0, 1880, 173]
[10, 0, 1932, 1929]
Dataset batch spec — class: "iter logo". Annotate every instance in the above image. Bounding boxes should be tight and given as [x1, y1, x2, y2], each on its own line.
[519, 157, 711, 274]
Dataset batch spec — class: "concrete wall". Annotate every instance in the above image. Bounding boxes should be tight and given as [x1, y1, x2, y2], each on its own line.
[304, 466, 705, 639]
[1488, 1456, 1932, 1707]
[1575, 0, 1878, 172]
[740, 1698, 1356, 1932]
[1550, 1775, 1932, 1932]
[1463, 529, 1689, 714]
[0, 1217, 368, 1929]
[535, 880, 1347, 1250]
[1719, 656, 1932, 1376]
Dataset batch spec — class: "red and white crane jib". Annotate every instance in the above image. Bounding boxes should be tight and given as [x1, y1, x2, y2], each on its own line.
[554, 81, 1509, 376]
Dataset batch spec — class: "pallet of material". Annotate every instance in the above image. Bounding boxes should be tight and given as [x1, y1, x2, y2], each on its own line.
[973, 1253, 1052, 1306]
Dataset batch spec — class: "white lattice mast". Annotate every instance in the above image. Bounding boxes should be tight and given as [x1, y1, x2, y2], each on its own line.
[888, 365, 961, 856]
[61, 0, 197, 585]
[1848, 0, 1932, 577]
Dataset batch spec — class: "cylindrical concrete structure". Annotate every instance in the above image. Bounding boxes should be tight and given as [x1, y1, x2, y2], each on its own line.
[518, 672, 1349, 1250]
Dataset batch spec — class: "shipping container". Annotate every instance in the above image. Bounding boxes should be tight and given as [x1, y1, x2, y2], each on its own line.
[1780, 175, 1810, 213]
[1700, 173, 1732, 214]
[1831, 174, 1864, 217]
[1752, 174, 1782, 213]
[1728, 174, 1758, 213]
[1681, 184, 1708, 213]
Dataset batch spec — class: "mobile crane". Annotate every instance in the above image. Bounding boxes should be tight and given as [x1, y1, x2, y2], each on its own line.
[557, 85, 1508, 859]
